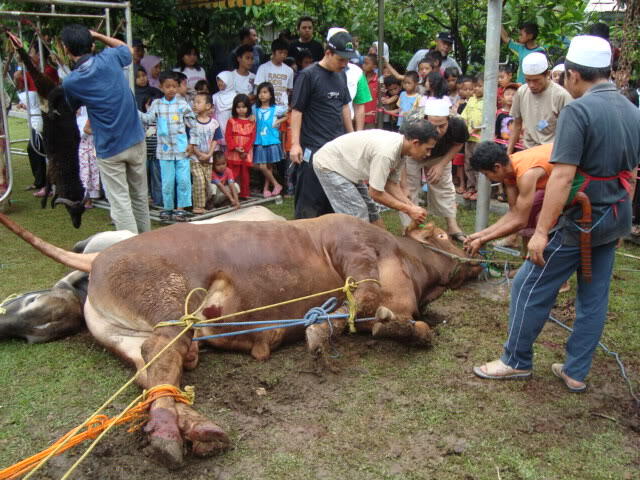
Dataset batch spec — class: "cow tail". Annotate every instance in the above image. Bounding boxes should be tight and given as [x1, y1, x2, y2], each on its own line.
[0, 213, 95, 272]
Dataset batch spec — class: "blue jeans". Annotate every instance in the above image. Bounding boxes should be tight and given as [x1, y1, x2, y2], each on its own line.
[159, 159, 192, 209]
[500, 230, 616, 381]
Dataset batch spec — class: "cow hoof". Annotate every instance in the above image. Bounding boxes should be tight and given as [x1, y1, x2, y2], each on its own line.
[191, 437, 230, 457]
[184, 341, 199, 370]
[148, 435, 184, 469]
[375, 306, 396, 323]
[412, 321, 433, 347]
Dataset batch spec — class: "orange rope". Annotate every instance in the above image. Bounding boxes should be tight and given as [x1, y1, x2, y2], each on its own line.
[0, 385, 191, 480]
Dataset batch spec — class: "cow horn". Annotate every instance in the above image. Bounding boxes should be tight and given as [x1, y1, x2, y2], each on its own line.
[406, 222, 435, 243]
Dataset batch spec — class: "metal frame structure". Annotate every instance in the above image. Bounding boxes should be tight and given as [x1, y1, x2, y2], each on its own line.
[0, 0, 132, 206]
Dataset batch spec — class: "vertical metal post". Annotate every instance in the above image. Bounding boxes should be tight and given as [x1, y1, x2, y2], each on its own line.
[124, 3, 134, 91]
[37, 20, 45, 72]
[474, 0, 502, 232]
[0, 43, 14, 205]
[376, 0, 385, 129]
[105, 8, 111, 36]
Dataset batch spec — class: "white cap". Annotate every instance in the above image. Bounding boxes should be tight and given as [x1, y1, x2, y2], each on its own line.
[552, 64, 565, 73]
[327, 27, 347, 41]
[522, 52, 549, 75]
[424, 98, 450, 117]
[566, 35, 611, 68]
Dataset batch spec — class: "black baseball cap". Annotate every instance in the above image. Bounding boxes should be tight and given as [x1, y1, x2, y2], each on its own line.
[437, 32, 454, 43]
[326, 28, 358, 59]
[132, 39, 146, 48]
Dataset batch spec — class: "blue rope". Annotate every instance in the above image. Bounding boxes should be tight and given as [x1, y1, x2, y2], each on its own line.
[569, 206, 611, 233]
[188, 297, 375, 342]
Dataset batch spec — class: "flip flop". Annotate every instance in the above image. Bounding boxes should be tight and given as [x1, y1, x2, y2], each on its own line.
[473, 359, 532, 380]
[449, 232, 468, 244]
[551, 363, 587, 393]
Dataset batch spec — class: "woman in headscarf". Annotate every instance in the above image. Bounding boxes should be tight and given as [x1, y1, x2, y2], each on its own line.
[134, 64, 162, 112]
[140, 55, 162, 88]
[211, 70, 236, 142]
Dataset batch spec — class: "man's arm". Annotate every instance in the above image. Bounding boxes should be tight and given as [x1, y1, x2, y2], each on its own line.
[425, 143, 463, 184]
[290, 109, 303, 164]
[353, 103, 365, 131]
[528, 163, 577, 266]
[342, 104, 354, 133]
[369, 181, 427, 222]
[500, 26, 510, 44]
[507, 117, 522, 155]
[465, 173, 541, 255]
[90, 31, 132, 55]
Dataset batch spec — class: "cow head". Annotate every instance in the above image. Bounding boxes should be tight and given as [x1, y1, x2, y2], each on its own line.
[405, 222, 482, 288]
[0, 288, 84, 343]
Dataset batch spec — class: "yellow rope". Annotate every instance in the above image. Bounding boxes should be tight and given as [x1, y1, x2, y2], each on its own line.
[0, 293, 20, 315]
[23, 277, 378, 478]
[155, 277, 380, 329]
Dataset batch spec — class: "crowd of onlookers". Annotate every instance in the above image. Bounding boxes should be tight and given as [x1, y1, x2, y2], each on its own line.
[9, 16, 640, 235]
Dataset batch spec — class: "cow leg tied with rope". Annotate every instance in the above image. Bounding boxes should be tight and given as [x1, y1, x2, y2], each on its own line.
[140, 326, 229, 468]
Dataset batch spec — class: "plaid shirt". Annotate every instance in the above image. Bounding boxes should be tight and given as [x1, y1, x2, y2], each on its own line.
[140, 96, 195, 160]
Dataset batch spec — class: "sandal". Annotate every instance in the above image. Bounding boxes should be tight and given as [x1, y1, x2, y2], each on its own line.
[159, 210, 173, 221]
[551, 363, 587, 393]
[448, 231, 468, 244]
[473, 359, 532, 380]
[192, 208, 206, 214]
[172, 210, 191, 222]
[456, 186, 466, 195]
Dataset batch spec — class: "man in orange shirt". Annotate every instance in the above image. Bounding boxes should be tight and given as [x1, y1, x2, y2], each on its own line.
[463, 142, 553, 255]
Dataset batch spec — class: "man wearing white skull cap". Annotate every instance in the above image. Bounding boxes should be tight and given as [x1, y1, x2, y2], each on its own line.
[507, 51, 573, 154]
[397, 98, 469, 242]
[474, 35, 640, 393]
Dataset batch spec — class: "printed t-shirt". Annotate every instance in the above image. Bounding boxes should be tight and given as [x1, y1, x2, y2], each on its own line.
[63, 45, 144, 158]
[255, 61, 294, 107]
[291, 62, 351, 150]
[288, 39, 324, 62]
[511, 81, 573, 149]
[504, 143, 554, 190]
[189, 117, 223, 161]
[232, 70, 256, 96]
[313, 129, 405, 191]
[253, 105, 288, 145]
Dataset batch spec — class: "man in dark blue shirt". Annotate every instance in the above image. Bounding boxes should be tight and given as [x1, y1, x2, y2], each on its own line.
[473, 35, 640, 392]
[62, 24, 149, 234]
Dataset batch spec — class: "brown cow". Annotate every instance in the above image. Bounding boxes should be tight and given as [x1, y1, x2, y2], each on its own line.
[0, 212, 480, 468]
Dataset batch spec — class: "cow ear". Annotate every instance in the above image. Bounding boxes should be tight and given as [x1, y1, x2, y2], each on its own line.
[406, 222, 435, 244]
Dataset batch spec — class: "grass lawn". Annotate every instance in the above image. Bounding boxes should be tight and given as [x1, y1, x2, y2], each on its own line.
[1, 117, 639, 479]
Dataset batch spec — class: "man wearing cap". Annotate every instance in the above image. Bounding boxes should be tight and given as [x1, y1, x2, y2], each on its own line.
[506, 51, 572, 155]
[473, 36, 640, 393]
[313, 121, 438, 225]
[406, 32, 461, 74]
[398, 98, 468, 241]
[290, 28, 357, 219]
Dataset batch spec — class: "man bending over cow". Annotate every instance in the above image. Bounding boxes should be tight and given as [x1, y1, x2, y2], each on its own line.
[463, 142, 554, 256]
[313, 120, 438, 226]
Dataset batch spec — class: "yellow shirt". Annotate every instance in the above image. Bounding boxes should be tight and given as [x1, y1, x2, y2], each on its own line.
[461, 95, 484, 143]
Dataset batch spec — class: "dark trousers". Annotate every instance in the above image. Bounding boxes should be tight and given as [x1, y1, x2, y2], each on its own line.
[293, 154, 334, 219]
[27, 129, 46, 189]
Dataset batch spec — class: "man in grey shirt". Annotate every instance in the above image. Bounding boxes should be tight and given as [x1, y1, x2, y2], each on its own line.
[473, 35, 640, 393]
[406, 32, 461, 74]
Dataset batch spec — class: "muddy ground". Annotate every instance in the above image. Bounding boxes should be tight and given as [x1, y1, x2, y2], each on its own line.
[19, 281, 639, 480]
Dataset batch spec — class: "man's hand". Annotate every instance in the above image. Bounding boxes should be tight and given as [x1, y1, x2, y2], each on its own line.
[290, 143, 303, 164]
[464, 237, 484, 256]
[527, 231, 548, 266]
[406, 204, 428, 222]
[425, 163, 444, 184]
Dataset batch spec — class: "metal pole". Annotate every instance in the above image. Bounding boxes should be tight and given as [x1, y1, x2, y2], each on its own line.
[17, 22, 34, 142]
[1, 46, 15, 206]
[105, 8, 111, 36]
[0, 11, 106, 19]
[124, 4, 134, 91]
[474, 0, 502, 232]
[37, 20, 45, 73]
[376, 0, 384, 129]
[21, 0, 130, 9]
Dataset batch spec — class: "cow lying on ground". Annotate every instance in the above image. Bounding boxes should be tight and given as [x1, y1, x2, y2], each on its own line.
[0, 206, 284, 343]
[0, 212, 480, 468]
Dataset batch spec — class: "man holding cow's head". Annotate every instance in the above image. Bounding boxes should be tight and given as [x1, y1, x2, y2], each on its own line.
[312, 119, 439, 226]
